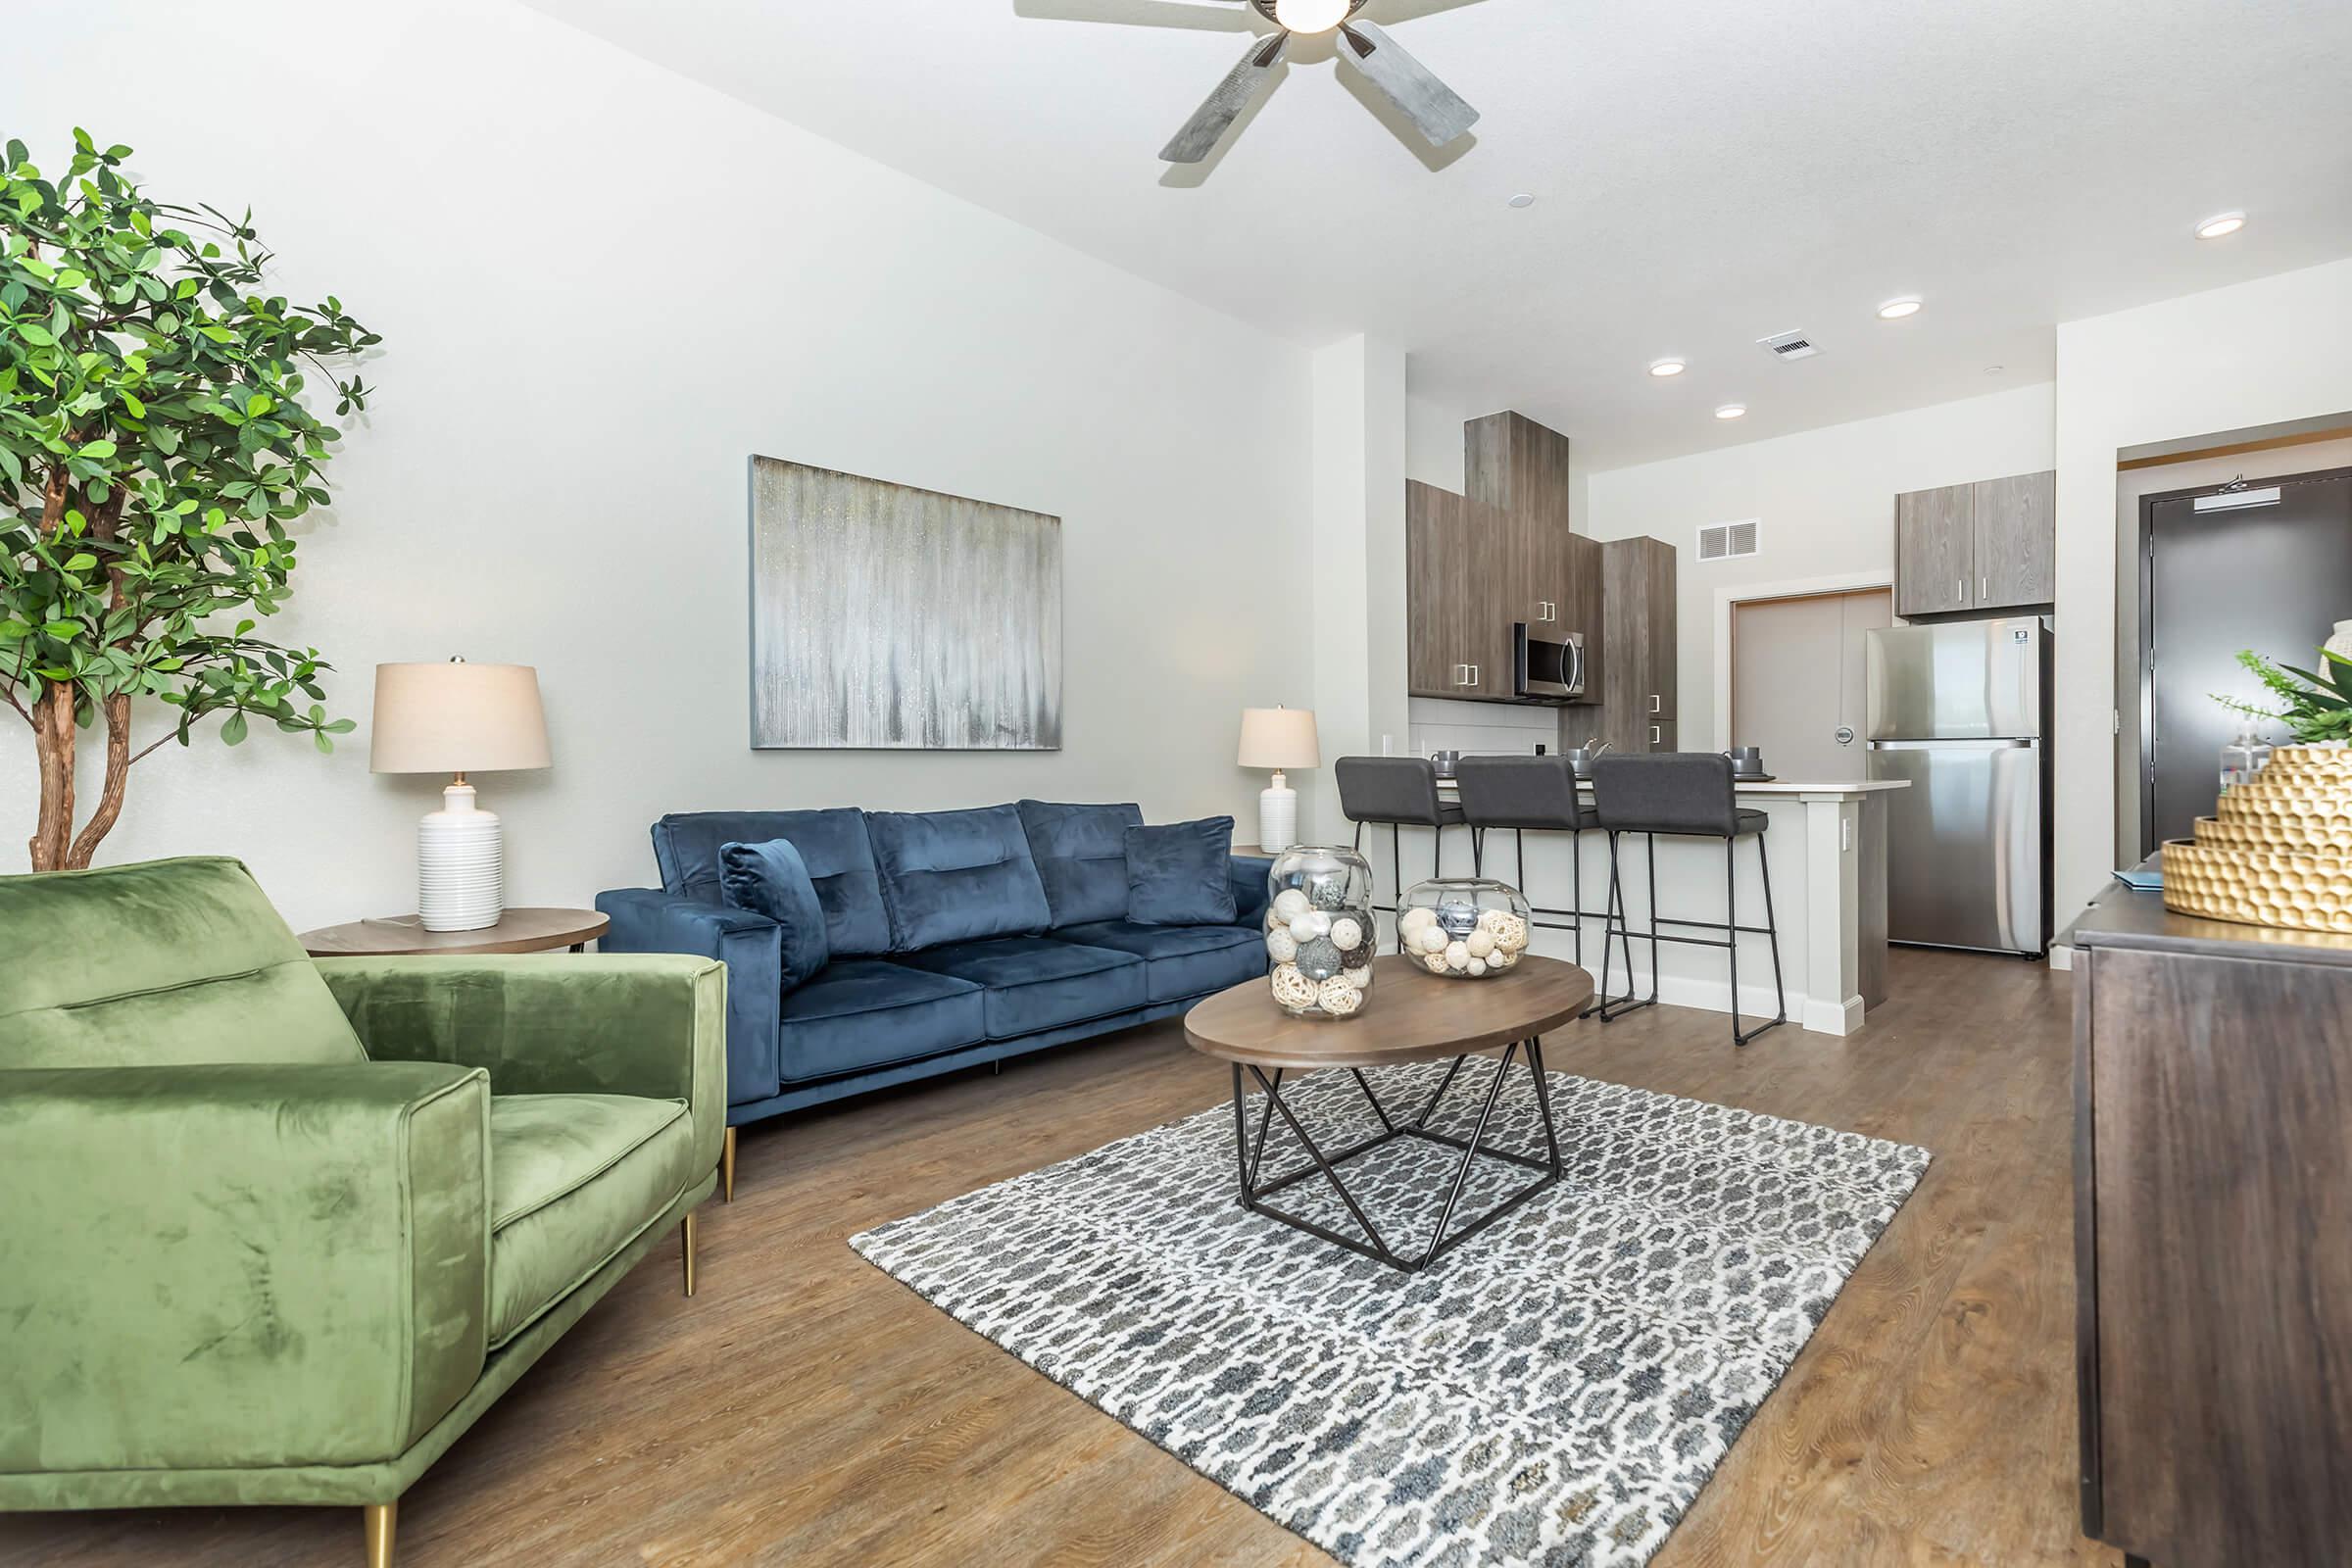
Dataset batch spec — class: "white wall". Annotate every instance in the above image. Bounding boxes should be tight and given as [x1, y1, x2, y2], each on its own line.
[1583, 383, 2057, 748]
[2052, 257, 2352, 918]
[1, 0, 1315, 930]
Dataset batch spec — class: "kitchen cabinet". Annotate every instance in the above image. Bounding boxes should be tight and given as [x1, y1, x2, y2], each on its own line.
[1894, 469, 2055, 616]
[1407, 411, 1593, 704]
[1405, 480, 1512, 699]
[1560, 536, 1677, 755]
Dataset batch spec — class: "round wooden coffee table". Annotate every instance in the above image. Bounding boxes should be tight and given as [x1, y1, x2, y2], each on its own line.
[298, 907, 611, 957]
[1185, 954, 1594, 1273]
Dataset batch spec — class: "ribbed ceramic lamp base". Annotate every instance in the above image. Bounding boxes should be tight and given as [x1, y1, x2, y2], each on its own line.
[418, 782, 505, 932]
[1258, 781, 1298, 855]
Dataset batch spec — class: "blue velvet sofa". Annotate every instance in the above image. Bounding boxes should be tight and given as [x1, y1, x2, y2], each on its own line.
[597, 801, 1271, 1185]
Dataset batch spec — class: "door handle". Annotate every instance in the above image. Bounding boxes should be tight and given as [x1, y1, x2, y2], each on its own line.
[1836, 725, 1855, 746]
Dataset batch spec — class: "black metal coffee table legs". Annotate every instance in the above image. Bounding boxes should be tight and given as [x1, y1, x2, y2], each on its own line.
[1228, 1041, 1561, 1273]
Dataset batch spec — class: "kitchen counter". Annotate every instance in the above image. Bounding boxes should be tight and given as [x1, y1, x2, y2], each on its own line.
[1381, 776, 1904, 1035]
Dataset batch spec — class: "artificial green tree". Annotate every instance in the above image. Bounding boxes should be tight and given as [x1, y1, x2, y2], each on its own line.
[1, 129, 377, 869]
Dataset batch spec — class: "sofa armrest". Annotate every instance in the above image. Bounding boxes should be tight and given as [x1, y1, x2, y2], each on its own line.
[594, 887, 782, 1109]
[1229, 854, 1274, 929]
[318, 952, 729, 1167]
[0, 1060, 490, 1476]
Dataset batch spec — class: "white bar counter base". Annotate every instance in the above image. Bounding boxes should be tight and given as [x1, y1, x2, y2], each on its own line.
[1363, 778, 1910, 1037]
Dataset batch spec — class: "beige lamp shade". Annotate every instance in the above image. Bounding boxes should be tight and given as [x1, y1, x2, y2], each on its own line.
[1237, 707, 1320, 770]
[369, 661, 552, 775]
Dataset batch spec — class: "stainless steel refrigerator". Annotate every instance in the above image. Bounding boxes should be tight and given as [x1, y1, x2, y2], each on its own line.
[1864, 617, 2051, 956]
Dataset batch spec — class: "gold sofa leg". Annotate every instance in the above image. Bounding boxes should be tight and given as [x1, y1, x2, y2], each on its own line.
[682, 1210, 698, 1297]
[364, 1500, 397, 1568]
[722, 1126, 737, 1203]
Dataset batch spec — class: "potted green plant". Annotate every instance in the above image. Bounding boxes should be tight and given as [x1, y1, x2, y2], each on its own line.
[2, 129, 377, 870]
[2214, 648, 2352, 747]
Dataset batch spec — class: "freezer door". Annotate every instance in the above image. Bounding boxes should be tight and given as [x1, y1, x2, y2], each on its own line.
[1869, 739, 2044, 954]
[1865, 618, 2044, 740]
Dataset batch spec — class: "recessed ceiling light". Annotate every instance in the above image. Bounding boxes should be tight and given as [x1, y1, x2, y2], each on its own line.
[2195, 211, 2245, 240]
[1506, 192, 1536, 209]
[1714, 404, 1746, 419]
[1876, 297, 1923, 320]
[1648, 358, 1687, 378]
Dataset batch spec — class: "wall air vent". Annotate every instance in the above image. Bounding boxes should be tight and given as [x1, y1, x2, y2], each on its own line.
[1756, 329, 1820, 361]
[1696, 518, 1761, 561]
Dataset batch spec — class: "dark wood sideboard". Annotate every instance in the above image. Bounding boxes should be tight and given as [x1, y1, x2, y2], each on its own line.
[2071, 878, 2352, 1567]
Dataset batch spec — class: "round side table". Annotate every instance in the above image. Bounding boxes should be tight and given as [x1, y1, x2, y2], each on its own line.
[298, 907, 611, 957]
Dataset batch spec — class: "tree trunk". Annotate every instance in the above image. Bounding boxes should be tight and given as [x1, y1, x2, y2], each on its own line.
[66, 692, 132, 869]
[29, 684, 74, 872]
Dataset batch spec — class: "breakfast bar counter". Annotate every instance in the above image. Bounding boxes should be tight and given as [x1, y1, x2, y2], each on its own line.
[1359, 776, 1908, 1036]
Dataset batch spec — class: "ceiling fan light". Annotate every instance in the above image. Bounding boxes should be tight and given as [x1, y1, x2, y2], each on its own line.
[1272, 0, 1351, 34]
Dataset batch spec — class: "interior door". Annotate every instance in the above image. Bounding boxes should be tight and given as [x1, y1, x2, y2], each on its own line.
[2146, 472, 2352, 849]
[1732, 588, 1891, 778]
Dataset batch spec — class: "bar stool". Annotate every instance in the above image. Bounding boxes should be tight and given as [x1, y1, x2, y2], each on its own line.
[1334, 757, 1466, 913]
[1452, 755, 1606, 968]
[1588, 753, 1786, 1046]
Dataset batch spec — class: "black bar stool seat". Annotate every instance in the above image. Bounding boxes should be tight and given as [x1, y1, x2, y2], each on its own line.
[1334, 757, 1466, 912]
[1589, 754, 1787, 1046]
[1452, 756, 1606, 966]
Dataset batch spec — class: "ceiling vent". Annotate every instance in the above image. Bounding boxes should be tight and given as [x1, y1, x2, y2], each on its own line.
[1696, 518, 1760, 561]
[1756, 329, 1821, 361]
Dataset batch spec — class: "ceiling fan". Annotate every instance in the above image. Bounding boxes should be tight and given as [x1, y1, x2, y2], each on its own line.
[1159, 0, 1481, 164]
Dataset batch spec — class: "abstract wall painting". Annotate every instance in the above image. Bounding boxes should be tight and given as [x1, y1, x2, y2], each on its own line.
[749, 456, 1063, 750]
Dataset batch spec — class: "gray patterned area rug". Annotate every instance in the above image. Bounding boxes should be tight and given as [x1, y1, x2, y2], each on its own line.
[851, 1059, 1930, 1568]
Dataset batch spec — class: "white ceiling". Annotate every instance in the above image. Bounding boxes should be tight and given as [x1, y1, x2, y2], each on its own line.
[526, 0, 2352, 469]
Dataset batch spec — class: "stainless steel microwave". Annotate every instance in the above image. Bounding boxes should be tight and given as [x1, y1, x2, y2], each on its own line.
[1514, 624, 1584, 701]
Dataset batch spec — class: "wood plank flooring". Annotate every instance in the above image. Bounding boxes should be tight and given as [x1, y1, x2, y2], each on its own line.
[4, 948, 2117, 1567]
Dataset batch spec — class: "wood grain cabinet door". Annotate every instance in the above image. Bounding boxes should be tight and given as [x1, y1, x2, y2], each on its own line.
[1406, 481, 1464, 697]
[1895, 485, 1975, 615]
[1971, 470, 2055, 608]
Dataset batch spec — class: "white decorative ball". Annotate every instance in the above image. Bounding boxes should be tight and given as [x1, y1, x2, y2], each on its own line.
[1273, 889, 1311, 921]
[1269, 962, 1318, 1009]
[1417, 925, 1448, 954]
[1477, 907, 1512, 936]
[1266, 929, 1298, 962]
[1289, 912, 1319, 943]
[1491, 948, 1518, 969]
[1305, 910, 1331, 938]
[1445, 941, 1471, 971]
[1423, 952, 1450, 974]
[1467, 957, 1488, 977]
[1316, 976, 1362, 1015]
[1343, 964, 1373, 990]
[1329, 916, 1363, 952]
[1399, 906, 1436, 934]
[1465, 929, 1494, 959]
[1488, 913, 1530, 954]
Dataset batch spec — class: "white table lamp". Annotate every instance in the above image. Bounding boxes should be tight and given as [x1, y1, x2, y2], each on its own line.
[1238, 706, 1319, 854]
[370, 659, 552, 932]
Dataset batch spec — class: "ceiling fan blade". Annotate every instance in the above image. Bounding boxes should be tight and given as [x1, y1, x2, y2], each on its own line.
[1014, 0, 1254, 32]
[1159, 31, 1291, 164]
[1338, 20, 1480, 147]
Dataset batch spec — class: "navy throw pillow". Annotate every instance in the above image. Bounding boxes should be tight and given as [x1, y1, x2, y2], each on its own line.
[1124, 816, 1238, 926]
[718, 838, 832, 989]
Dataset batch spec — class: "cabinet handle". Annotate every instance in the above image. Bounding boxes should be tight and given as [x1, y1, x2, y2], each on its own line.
[1649, 724, 1661, 746]
[1955, 578, 1963, 603]
[1648, 694, 1661, 714]
[1467, 664, 1478, 685]
[1982, 575, 1988, 599]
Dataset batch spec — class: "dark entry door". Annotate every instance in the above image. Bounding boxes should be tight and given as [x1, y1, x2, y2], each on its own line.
[2146, 470, 2352, 852]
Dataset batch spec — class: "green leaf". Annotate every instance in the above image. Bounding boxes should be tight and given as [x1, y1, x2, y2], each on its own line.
[74, 439, 118, 460]
[220, 711, 248, 745]
[15, 322, 56, 346]
[62, 553, 97, 571]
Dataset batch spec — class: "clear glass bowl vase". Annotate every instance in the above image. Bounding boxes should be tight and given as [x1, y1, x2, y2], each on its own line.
[1396, 877, 1533, 978]
[1261, 845, 1377, 1018]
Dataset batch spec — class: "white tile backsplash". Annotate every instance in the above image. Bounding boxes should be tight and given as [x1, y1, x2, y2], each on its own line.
[1408, 697, 1557, 760]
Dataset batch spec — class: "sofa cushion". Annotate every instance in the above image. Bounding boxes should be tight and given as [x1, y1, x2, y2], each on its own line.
[777, 958, 987, 1083]
[865, 805, 1054, 953]
[651, 808, 891, 956]
[487, 1092, 695, 1348]
[718, 838, 831, 989]
[900, 936, 1147, 1040]
[1016, 800, 1145, 928]
[0, 856, 367, 1070]
[1051, 920, 1269, 1004]
[1124, 816, 1239, 926]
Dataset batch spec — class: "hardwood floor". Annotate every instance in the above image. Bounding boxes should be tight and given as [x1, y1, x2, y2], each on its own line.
[4, 948, 2118, 1567]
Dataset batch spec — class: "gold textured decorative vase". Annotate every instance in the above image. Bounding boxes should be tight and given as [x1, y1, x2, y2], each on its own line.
[2164, 745, 2352, 932]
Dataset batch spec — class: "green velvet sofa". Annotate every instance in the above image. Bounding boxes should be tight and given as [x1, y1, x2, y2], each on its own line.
[0, 857, 727, 1567]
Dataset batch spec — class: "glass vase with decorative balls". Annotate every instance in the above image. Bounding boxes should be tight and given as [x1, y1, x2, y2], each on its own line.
[1262, 845, 1376, 1017]
[1396, 877, 1532, 978]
